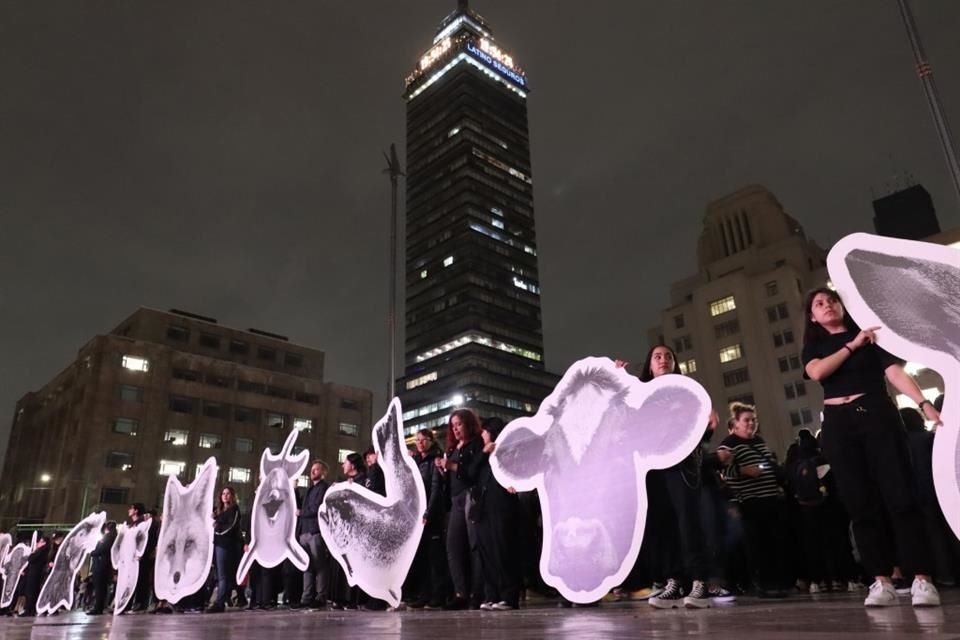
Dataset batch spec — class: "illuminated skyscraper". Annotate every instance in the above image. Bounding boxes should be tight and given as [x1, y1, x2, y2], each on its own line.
[399, 1, 556, 435]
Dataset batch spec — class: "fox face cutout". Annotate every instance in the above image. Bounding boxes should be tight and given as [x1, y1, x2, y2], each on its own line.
[236, 429, 310, 583]
[489, 357, 712, 603]
[154, 456, 218, 603]
[0, 531, 34, 608]
[827, 233, 960, 538]
[318, 398, 425, 607]
[111, 520, 151, 616]
[37, 511, 107, 615]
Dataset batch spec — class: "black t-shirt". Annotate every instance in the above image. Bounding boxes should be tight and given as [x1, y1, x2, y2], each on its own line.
[801, 329, 903, 399]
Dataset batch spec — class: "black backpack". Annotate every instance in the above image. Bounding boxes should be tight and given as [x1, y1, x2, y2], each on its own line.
[791, 457, 826, 504]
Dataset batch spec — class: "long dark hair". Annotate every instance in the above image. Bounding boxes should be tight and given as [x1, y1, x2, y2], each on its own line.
[802, 287, 859, 345]
[345, 452, 366, 475]
[447, 408, 480, 449]
[638, 343, 681, 382]
[215, 486, 237, 515]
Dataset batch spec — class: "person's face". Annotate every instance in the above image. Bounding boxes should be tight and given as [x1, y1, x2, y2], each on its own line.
[342, 459, 354, 475]
[365, 452, 377, 467]
[732, 411, 758, 439]
[810, 292, 844, 327]
[649, 346, 676, 378]
[481, 429, 493, 446]
[310, 463, 326, 482]
[220, 488, 233, 504]
[415, 433, 432, 453]
[451, 415, 465, 441]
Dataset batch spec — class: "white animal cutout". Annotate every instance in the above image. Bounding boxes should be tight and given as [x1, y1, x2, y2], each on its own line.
[827, 232, 960, 538]
[237, 429, 310, 583]
[0, 533, 11, 567]
[490, 357, 712, 603]
[154, 456, 218, 603]
[111, 520, 151, 616]
[0, 531, 36, 608]
[318, 398, 425, 607]
[37, 511, 107, 615]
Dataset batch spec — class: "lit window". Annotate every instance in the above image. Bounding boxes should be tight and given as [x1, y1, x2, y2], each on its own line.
[297, 475, 309, 488]
[414, 332, 541, 363]
[122, 355, 149, 372]
[338, 448, 355, 463]
[406, 371, 438, 390]
[904, 362, 926, 376]
[198, 433, 222, 449]
[490, 207, 504, 216]
[447, 126, 461, 137]
[491, 218, 504, 229]
[163, 429, 189, 446]
[159, 459, 186, 476]
[266, 412, 285, 428]
[294, 418, 313, 432]
[228, 467, 252, 483]
[443, 256, 454, 267]
[709, 296, 736, 317]
[719, 345, 743, 363]
[338, 422, 359, 437]
[679, 359, 697, 375]
[512, 276, 541, 294]
[420, 269, 428, 279]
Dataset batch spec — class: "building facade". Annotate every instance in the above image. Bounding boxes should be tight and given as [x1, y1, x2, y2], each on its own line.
[0, 308, 373, 527]
[398, 2, 557, 436]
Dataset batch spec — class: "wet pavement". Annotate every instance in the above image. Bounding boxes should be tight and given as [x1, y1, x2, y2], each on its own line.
[4, 590, 960, 639]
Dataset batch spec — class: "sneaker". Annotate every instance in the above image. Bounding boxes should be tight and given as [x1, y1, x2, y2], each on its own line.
[683, 581, 710, 609]
[864, 580, 897, 607]
[708, 586, 736, 604]
[911, 578, 941, 607]
[479, 602, 494, 611]
[893, 577, 912, 596]
[809, 582, 821, 594]
[848, 581, 865, 592]
[649, 579, 683, 609]
[631, 582, 664, 601]
[491, 601, 515, 611]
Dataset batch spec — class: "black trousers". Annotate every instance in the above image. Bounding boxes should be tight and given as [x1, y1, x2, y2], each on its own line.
[447, 492, 482, 601]
[412, 523, 450, 604]
[91, 569, 111, 612]
[821, 395, 932, 578]
[475, 490, 522, 607]
[740, 497, 789, 590]
[662, 465, 711, 582]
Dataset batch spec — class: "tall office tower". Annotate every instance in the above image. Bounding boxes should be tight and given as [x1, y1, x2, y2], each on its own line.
[399, 1, 556, 436]
[872, 183, 941, 240]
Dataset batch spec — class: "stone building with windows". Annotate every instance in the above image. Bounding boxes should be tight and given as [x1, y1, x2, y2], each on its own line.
[0, 307, 373, 527]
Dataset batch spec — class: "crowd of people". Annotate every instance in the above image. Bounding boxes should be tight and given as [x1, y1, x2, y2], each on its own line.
[1, 287, 956, 616]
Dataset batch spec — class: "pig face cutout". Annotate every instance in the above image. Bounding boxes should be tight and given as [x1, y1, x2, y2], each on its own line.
[0, 531, 35, 608]
[319, 398, 425, 607]
[37, 511, 107, 615]
[237, 428, 310, 583]
[827, 233, 960, 538]
[490, 357, 711, 603]
[111, 520, 151, 616]
[154, 456, 218, 603]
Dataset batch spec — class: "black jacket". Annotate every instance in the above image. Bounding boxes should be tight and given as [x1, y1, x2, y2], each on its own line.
[299, 479, 329, 535]
[364, 464, 386, 497]
[214, 504, 241, 548]
[415, 447, 445, 527]
[90, 529, 116, 575]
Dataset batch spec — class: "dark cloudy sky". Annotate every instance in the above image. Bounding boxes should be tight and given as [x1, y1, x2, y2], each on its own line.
[2, 1, 959, 465]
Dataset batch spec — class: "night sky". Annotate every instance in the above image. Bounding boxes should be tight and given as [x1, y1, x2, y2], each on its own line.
[2, 1, 959, 466]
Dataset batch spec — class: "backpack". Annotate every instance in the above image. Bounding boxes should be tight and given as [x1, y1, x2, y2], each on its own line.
[791, 457, 826, 504]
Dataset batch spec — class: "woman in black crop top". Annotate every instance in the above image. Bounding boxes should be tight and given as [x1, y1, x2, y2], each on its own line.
[802, 287, 942, 608]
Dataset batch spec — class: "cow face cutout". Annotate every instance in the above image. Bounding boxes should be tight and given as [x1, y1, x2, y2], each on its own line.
[111, 520, 151, 615]
[37, 511, 107, 615]
[827, 232, 960, 538]
[490, 357, 711, 603]
[154, 456, 218, 603]
[237, 428, 310, 584]
[0, 531, 35, 608]
[318, 398, 425, 607]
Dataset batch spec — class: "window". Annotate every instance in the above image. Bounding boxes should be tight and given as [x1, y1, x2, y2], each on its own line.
[673, 335, 693, 353]
[199, 334, 221, 349]
[238, 379, 265, 393]
[229, 467, 252, 483]
[294, 418, 313, 432]
[789, 355, 802, 370]
[234, 407, 260, 423]
[443, 255, 454, 267]
[198, 433, 222, 449]
[714, 319, 740, 339]
[112, 418, 138, 436]
[117, 385, 144, 402]
[257, 347, 276, 362]
[674, 314, 685, 329]
[340, 399, 360, 411]
[406, 372, 438, 390]
[773, 330, 796, 347]
[284, 353, 303, 368]
[765, 281, 779, 297]
[168, 396, 195, 414]
[783, 330, 795, 344]
[296, 392, 320, 405]
[767, 303, 790, 322]
[100, 487, 129, 505]
[229, 339, 249, 355]
[266, 412, 285, 428]
[235, 438, 254, 453]
[122, 355, 149, 372]
[338, 422, 359, 437]
[203, 402, 227, 419]
[678, 359, 697, 375]
[267, 386, 291, 399]
[173, 368, 201, 382]
[297, 475, 310, 488]
[164, 429, 190, 446]
[796, 381, 807, 397]
[159, 460, 186, 476]
[784, 384, 796, 400]
[167, 326, 190, 342]
[801, 408, 814, 424]
[718, 344, 743, 363]
[709, 295, 737, 317]
[420, 269, 428, 279]
[205, 373, 231, 388]
[338, 449, 355, 462]
[778, 357, 790, 373]
[789, 411, 802, 427]
[722, 367, 750, 387]
[105, 451, 134, 470]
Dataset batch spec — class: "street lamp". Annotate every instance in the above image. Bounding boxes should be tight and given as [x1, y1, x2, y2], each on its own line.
[39, 473, 51, 484]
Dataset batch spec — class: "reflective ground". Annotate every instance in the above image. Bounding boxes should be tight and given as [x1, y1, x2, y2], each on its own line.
[5, 591, 959, 640]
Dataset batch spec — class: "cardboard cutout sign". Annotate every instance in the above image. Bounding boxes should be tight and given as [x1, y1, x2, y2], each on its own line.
[319, 398, 425, 607]
[154, 456, 218, 603]
[0, 531, 36, 608]
[111, 520, 151, 616]
[237, 429, 310, 583]
[37, 511, 107, 615]
[827, 232, 960, 538]
[490, 357, 712, 603]
[0, 533, 11, 566]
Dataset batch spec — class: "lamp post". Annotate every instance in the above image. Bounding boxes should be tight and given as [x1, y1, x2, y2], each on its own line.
[383, 143, 405, 403]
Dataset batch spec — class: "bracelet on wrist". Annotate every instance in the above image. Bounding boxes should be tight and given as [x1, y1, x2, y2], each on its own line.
[843, 344, 853, 355]
[918, 399, 933, 411]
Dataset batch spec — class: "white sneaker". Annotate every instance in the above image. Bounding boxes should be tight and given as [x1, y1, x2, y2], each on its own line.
[864, 580, 897, 607]
[649, 579, 684, 609]
[479, 602, 494, 611]
[809, 582, 821, 594]
[490, 601, 514, 611]
[707, 586, 736, 604]
[911, 578, 941, 607]
[683, 581, 710, 609]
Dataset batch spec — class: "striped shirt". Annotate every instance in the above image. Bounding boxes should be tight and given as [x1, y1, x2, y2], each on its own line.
[718, 435, 782, 502]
